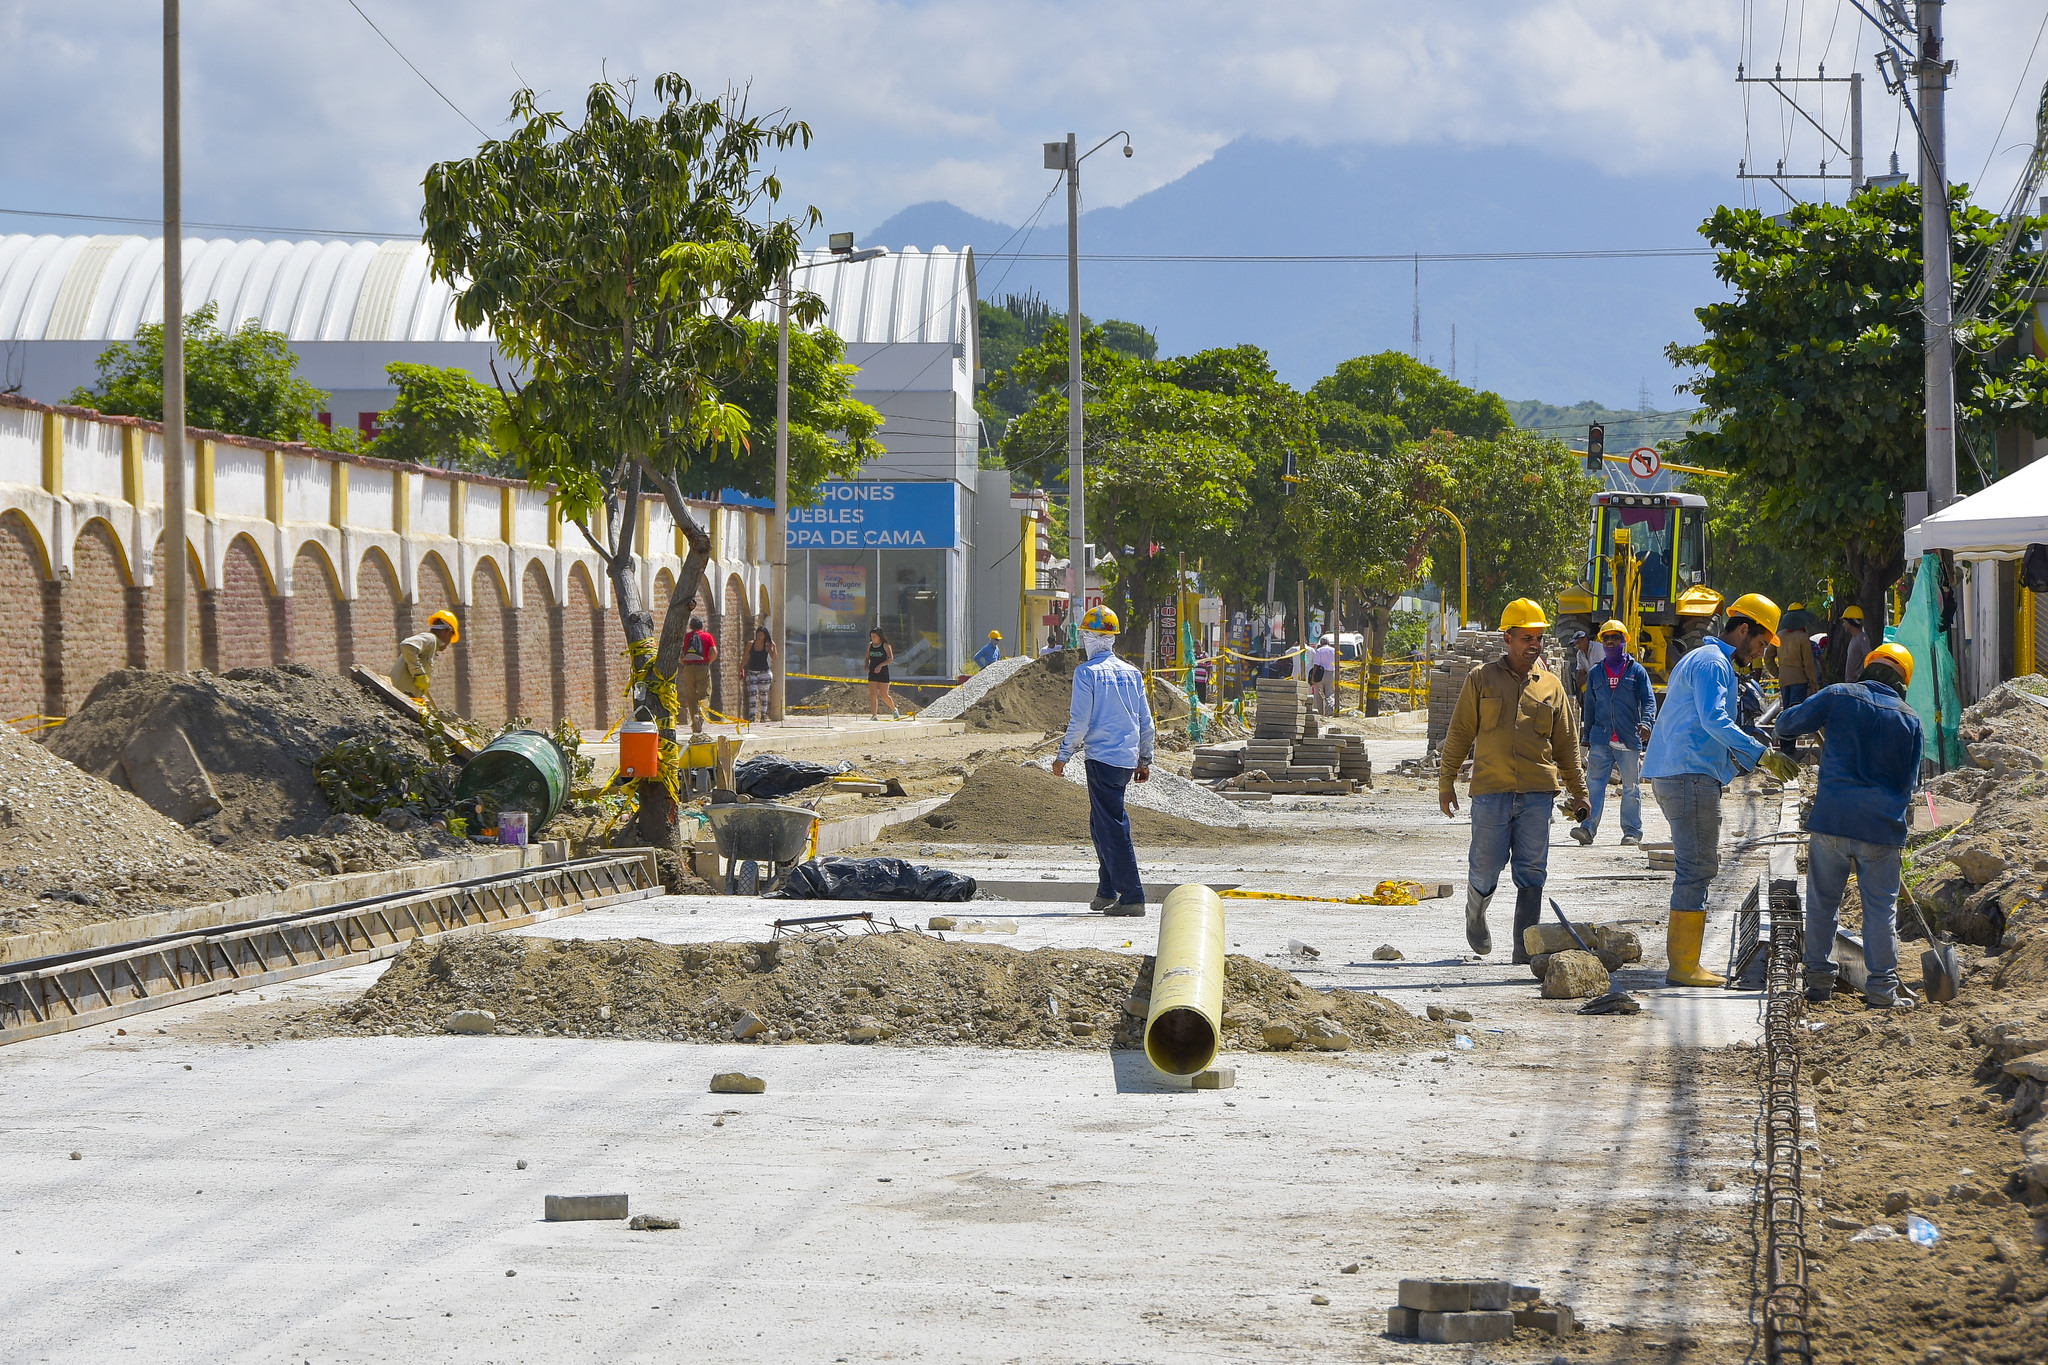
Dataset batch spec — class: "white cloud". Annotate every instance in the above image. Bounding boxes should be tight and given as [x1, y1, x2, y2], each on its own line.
[0, 0, 2041, 236]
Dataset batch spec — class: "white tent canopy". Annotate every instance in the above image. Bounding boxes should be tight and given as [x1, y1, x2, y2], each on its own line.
[1906, 456, 2048, 560]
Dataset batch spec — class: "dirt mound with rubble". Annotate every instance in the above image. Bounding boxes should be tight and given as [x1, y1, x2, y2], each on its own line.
[0, 723, 278, 940]
[881, 760, 1245, 846]
[1905, 681, 2048, 950]
[957, 650, 1188, 735]
[323, 928, 1450, 1054]
[47, 665, 438, 848]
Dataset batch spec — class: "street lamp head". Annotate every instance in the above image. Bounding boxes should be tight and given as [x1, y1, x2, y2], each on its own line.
[1123, 144, 1133, 157]
[828, 231, 855, 255]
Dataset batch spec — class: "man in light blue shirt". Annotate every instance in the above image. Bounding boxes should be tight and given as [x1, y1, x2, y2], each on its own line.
[974, 631, 1003, 669]
[1641, 593, 1781, 988]
[1051, 605, 1156, 916]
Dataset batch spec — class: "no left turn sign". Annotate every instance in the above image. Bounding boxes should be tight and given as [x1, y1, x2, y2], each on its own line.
[1628, 447, 1662, 478]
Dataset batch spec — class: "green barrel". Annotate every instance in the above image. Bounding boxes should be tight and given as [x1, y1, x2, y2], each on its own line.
[454, 729, 570, 829]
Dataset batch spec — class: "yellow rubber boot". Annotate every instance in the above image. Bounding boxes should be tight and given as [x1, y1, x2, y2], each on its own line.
[1664, 911, 1726, 988]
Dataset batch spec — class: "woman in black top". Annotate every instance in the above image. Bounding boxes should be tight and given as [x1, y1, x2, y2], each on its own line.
[744, 626, 775, 723]
[866, 628, 899, 719]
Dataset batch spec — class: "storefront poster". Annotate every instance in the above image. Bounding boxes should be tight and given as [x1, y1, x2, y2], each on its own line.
[817, 564, 867, 633]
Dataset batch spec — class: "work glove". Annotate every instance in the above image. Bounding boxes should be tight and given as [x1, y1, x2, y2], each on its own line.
[1757, 751, 1801, 784]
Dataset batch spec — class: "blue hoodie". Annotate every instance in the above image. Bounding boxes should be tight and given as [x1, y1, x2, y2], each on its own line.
[1777, 680, 1924, 847]
[1580, 653, 1658, 752]
[1056, 651, 1157, 769]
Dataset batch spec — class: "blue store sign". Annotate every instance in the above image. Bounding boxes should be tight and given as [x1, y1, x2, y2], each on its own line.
[787, 480, 958, 548]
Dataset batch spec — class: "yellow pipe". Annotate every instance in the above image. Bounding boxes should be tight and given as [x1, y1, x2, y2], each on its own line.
[1425, 504, 1467, 629]
[1144, 884, 1227, 1076]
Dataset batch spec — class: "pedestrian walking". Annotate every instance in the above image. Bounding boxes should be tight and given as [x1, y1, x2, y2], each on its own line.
[1838, 605, 1869, 683]
[679, 615, 717, 733]
[1571, 619, 1656, 846]
[1051, 605, 1157, 917]
[1778, 643, 1924, 1011]
[743, 626, 775, 724]
[1309, 634, 1337, 714]
[1438, 599, 1591, 963]
[866, 628, 900, 719]
[1641, 592, 1781, 987]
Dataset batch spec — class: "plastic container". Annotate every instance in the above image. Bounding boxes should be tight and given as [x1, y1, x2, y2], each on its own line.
[619, 719, 660, 780]
[455, 729, 569, 830]
[498, 811, 528, 846]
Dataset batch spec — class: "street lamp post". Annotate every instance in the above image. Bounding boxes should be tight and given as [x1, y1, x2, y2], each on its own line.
[1042, 131, 1132, 643]
[771, 235, 886, 722]
[1426, 504, 1468, 631]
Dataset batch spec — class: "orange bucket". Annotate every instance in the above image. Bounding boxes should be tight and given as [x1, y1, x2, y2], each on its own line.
[619, 719, 660, 780]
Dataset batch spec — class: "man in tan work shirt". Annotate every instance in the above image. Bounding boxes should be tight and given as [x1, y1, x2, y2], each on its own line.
[392, 611, 459, 703]
[1439, 598, 1591, 962]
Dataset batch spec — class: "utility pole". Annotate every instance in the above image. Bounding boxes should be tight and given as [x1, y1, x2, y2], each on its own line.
[1410, 255, 1421, 359]
[1917, 0, 1956, 514]
[1063, 131, 1083, 643]
[162, 0, 187, 671]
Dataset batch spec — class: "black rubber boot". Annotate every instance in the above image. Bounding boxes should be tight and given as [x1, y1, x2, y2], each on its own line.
[1510, 886, 1543, 966]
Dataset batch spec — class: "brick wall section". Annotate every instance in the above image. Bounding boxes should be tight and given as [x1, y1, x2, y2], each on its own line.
[216, 535, 276, 672]
[0, 513, 46, 722]
[352, 550, 399, 687]
[59, 520, 131, 713]
[467, 564, 510, 726]
[562, 564, 599, 733]
[290, 546, 342, 675]
[599, 568, 628, 727]
[143, 537, 208, 672]
[518, 561, 558, 726]
[720, 575, 748, 713]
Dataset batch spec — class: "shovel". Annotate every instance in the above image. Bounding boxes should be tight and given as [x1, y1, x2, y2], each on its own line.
[1548, 897, 1638, 1017]
[1902, 881, 1961, 1004]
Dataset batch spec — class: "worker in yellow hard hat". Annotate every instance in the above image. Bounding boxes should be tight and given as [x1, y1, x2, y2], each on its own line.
[1642, 593, 1780, 987]
[1438, 598, 1591, 964]
[974, 629, 1004, 670]
[1051, 604, 1156, 916]
[392, 610, 460, 702]
[1836, 603, 1871, 682]
[1571, 619, 1657, 847]
[1775, 642, 1924, 1010]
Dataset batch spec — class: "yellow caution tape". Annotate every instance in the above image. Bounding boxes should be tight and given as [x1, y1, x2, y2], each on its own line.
[1220, 880, 1422, 907]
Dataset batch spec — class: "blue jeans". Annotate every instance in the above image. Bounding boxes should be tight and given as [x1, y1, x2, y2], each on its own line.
[1652, 774, 1722, 913]
[1085, 759, 1145, 905]
[1778, 684, 1811, 754]
[1804, 832, 1902, 996]
[1467, 792, 1552, 899]
[1579, 742, 1642, 841]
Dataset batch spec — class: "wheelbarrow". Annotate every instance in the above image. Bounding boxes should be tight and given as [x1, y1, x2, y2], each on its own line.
[703, 801, 818, 895]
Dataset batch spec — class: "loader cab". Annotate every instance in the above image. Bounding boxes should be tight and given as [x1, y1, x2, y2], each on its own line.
[1584, 492, 1709, 615]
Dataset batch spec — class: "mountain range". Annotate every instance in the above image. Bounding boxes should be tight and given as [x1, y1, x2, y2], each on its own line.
[865, 138, 1737, 411]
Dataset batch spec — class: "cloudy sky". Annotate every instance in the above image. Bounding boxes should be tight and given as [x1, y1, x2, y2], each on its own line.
[2, 1, 2044, 242]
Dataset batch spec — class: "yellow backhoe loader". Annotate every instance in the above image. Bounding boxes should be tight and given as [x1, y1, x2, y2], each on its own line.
[1554, 490, 1721, 688]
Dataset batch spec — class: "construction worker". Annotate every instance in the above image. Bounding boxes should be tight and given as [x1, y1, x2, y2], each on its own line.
[392, 611, 459, 702]
[1439, 599, 1591, 963]
[1773, 603, 1820, 755]
[974, 630, 1004, 669]
[1051, 604, 1156, 917]
[1778, 643, 1924, 1011]
[1838, 604, 1869, 682]
[1571, 619, 1656, 847]
[1640, 593, 1784, 987]
[680, 615, 717, 733]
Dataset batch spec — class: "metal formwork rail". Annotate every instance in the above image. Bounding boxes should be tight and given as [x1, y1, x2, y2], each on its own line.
[0, 853, 659, 1046]
[1761, 870, 1812, 1364]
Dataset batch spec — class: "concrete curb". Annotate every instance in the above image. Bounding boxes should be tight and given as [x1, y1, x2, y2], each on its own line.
[0, 840, 569, 966]
[812, 799, 950, 856]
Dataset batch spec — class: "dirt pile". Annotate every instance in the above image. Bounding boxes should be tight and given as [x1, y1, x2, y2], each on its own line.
[1908, 681, 2048, 950]
[957, 650, 1187, 735]
[882, 760, 1244, 846]
[324, 928, 1450, 1053]
[48, 666, 441, 848]
[0, 723, 277, 937]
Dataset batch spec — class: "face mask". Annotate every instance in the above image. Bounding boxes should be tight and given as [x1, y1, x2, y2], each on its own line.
[1604, 641, 1624, 663]
[1082, 631, 1117, 658]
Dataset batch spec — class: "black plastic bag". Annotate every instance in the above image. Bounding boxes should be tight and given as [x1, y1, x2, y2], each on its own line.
[769, 856, 979, 902]
[732, 753, 851, 800]
[2023, 543, 2048, 594]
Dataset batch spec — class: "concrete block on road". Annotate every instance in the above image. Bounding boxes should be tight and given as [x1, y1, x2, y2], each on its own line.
[709, 1072, 765, 1094]
[1513, 1305, 1574, 1337]
[1510, 1283, 1542, 1304]
[1192, 1067, 1236, 1089]
[1397, 1278, 1511, 1312]
[1418, 1309, 1515, 1343]
[1386, 1306, 1420, 1338]
[444, 1009, 497, 1034]
[544, 1193, 628, 1221]
[730, 1011, 768, 1040]
[1541, 950, 1610, 1000]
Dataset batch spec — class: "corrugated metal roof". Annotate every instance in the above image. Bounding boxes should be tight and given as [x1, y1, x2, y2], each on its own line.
[0, 234, 490, 344]
[792, 246, 977, 366]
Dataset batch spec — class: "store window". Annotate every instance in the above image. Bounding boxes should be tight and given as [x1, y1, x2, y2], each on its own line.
[788, 548, 951, 681]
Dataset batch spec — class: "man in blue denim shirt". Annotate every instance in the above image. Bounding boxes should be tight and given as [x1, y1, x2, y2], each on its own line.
[1571, 619, 1657, 847]
[1641, 593, 1779, 987]
[1777, 642, 1924, 1010]
[1052, 605, 1157, 917]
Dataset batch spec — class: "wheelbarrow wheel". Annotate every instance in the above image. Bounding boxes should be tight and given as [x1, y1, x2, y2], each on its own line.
[733, 859, 761, 896]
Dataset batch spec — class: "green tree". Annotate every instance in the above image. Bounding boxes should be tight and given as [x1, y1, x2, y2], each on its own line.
[1666, 182, 2048, 644]
[1691, 470, 1831, 613]
[373, 362, 514, 474]
[1415, 428, 1598, 628]
[423, 73, 868, 842]
[677, 320, 878, 502]
[69, 302, 336, 444]
[1310, 351, 1514, 454]
[977, 294, 1159, 447]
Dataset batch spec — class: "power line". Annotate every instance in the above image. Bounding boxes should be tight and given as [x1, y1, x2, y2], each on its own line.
[0, 206, 411, 239]
[343, 0, 489, 140]
[982, 248, 1713, 264]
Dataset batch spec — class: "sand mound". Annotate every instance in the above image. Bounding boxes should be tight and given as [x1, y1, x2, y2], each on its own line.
[0, 724, 276, 938]
[329, 928, 1449, 1053]
[47, 666, 437, 848]
[884, 761, 1242, 846]
[958, 651, 1188, 734]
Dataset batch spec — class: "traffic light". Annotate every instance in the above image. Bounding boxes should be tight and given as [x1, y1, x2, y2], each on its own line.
[1585, 423, 1604, 473]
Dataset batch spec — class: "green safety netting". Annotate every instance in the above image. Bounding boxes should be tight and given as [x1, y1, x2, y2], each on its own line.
[1896, 553, 1967, 770]
[1182, 618, 1207, 742]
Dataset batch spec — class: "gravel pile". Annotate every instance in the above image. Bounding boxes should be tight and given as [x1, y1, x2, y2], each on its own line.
[1029, 756, 1248, 829]
[916, 655, 1034, 722]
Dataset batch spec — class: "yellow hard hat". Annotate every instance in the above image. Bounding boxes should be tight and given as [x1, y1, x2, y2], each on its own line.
[1498, 599, 1549, 632]
[989, 629, 1002, 639]
[1725, 592, 1781, 645]
[1080, 603, 1120, 634]
[1841, 604, 1865, 621]
[428, 610, 461, 644]
[1864, 641, 1914, 688]
[1597, 619, 1628, 640]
